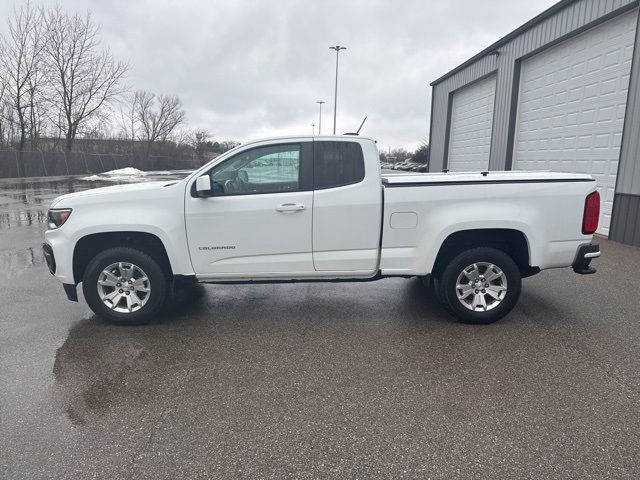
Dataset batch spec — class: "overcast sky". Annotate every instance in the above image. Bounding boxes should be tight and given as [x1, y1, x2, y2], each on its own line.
[2, 0, 557, 151]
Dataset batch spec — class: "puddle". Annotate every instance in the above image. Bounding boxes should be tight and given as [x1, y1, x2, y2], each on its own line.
[0, 170, 192, 276]
[52, 283, 207, 425]
[53, 321, 152, 426]
[0, 247, 45, 275]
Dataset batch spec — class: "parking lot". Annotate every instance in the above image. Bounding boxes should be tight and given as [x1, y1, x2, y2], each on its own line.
[2, 175, 640, 479]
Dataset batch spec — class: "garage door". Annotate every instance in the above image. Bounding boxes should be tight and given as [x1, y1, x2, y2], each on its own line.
[513, 10, 638, 235]
[447, 75, 496, 171]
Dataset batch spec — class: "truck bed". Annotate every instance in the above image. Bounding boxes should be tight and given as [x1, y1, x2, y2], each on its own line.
[381, 170, 595, 186]
[379, 170, 597, 276]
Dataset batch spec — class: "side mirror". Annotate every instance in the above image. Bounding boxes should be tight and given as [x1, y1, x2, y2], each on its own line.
[195, 175, 212, 197]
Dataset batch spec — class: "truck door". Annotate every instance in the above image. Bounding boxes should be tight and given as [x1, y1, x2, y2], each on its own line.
[185, 142, 315, 276]
[312, 139, 382, 273]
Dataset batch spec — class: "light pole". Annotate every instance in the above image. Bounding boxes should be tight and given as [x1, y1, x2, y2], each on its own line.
[329, 45, 346, 134]
[316, 100, 325, 134]
[311, 123, 316, 135]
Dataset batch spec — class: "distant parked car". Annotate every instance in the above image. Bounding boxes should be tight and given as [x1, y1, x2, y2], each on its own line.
[416, 164, 428, 173]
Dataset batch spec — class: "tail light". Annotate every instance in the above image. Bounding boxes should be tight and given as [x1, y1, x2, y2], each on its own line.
[582, 191, 600, 235]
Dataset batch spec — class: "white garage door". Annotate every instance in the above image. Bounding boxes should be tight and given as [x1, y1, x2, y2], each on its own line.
[447, 75, 496, 171]
[513, 10, 638, 235]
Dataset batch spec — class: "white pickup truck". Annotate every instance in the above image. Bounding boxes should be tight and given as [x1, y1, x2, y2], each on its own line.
[43, 135, 601, 325]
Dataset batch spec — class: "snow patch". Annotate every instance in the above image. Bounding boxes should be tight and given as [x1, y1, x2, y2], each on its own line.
[100, 167, 147, 176]
[81, 168, 177, 182]
[81, 174, 143, 182]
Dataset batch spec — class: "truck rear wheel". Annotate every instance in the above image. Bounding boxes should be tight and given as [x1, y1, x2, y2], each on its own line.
[438, 247, 521, 324]
[82, 247, 168, 325]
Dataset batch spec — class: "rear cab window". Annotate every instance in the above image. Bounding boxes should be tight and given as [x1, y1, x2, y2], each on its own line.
[314, 141, 365, 189]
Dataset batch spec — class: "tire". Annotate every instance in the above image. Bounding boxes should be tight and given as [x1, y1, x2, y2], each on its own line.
[439, 247, 521, 324]
[82, 247, 169, 325]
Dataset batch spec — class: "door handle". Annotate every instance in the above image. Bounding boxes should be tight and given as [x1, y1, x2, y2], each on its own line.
[276, 203, 305, 212]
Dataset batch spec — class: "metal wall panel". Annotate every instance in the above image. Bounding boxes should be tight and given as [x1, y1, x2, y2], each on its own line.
[430, 56, 498, 171]
[615, 10, 640, 195]
[610, 10, 640, 242]
[447, 75, 497, 171]
[429, 0, 639, 173]
[512, 9, 638, 236]
[610, 194, 640, 244]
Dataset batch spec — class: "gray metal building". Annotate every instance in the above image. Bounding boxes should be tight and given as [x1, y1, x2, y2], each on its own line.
[428, 0, 640, 245]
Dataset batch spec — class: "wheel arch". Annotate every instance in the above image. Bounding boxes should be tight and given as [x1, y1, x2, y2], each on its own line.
[73, 231, 173, 284]
[431, 228, 536, 279]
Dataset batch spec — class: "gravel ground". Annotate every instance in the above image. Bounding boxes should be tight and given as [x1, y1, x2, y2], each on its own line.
[1, 175, 640, 479]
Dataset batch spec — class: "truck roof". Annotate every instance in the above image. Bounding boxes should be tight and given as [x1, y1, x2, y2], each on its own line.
[234, 134, 376, 149]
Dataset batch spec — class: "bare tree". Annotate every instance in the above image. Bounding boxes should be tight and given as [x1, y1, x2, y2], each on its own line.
[389, 147, 412, 163]
[189, 128, 211, 145]
[186, 128, 211, 158]
[117, 91, 140, 141]
[0, 72, 7, 147]
[26, 50, 47, 149]
[135, 90, 186, 156]
[44, 6, 128, 152]
[0, 1, 46, 153]
[412, 141, 430, 164]
[115, 90, 144, 158]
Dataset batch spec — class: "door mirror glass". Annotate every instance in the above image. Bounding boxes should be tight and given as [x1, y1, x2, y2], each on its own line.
[195, 175, 212, 196]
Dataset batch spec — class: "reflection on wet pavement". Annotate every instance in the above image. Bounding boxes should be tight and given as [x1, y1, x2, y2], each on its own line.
[0, 172, 190, 278]
[0, 247, 44, 275]
[53, 324, 151, 426]
[0, 210, 48, 229]
[52, 283, 207, 426]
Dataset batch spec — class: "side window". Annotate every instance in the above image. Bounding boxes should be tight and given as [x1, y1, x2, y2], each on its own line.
[209, 144, 302, 195]
[314, 141, 365, 189]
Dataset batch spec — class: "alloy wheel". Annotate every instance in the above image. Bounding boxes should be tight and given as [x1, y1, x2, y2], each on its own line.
[455, 262, 508, 312]
[97, 262, 151, 313]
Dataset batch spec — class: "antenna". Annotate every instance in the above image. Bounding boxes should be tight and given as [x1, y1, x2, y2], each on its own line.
[356, 116, 367, 134]
[344, 116, 368, 136]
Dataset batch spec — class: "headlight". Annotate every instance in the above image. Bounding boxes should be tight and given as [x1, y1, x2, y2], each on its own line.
[47, 208, 72, 229]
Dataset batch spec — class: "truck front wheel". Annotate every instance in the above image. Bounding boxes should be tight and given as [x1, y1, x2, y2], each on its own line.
[82, 247, 168, 325]
[438, 247, 521, 324]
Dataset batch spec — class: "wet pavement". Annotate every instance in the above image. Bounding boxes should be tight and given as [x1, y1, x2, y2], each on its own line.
[1, 175, 640, 479]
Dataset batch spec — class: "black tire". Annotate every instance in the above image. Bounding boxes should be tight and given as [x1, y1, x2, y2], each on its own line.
[82, 247, 169, 325]
[439, 247, 521, 324]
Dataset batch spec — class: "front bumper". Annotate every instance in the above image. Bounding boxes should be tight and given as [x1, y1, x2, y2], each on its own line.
[42, 243, 56, 274]
[44, 227, 75, 284]
[42, 242, 78, 302]
[572, 243, 600, 274]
